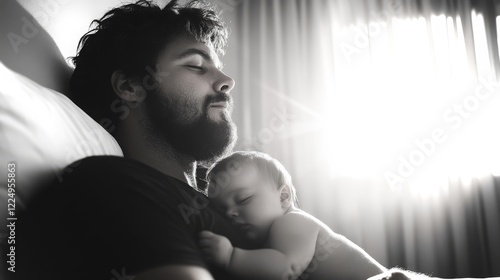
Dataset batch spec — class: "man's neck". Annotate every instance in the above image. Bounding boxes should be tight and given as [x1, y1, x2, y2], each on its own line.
[114, 119, 198, 189]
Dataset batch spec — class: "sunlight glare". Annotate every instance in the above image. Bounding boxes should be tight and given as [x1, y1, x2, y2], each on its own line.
[325, 13, 500, 194]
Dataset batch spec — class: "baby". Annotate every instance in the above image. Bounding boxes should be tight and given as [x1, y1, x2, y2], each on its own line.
[199, 151, 387, 280]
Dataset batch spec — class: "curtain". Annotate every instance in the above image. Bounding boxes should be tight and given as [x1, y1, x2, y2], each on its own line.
[217, 0, 500, 277]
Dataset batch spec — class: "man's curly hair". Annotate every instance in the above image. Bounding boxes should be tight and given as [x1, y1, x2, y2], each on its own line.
[69, 0, 228, 132]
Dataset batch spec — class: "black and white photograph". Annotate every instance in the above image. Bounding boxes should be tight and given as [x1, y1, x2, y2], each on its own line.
[1, 0, 500, 279]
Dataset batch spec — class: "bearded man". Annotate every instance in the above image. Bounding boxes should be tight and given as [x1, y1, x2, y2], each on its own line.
[12, 1, 241, 280]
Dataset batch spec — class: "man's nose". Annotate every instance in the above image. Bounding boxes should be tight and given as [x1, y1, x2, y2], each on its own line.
[214, 70, 235, 93]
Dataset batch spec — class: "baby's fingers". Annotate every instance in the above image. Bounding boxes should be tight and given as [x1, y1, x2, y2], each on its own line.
[199, 231, 216, 244]
[198, 231, 217, 249]
[198, 238, 214, 248]
[199, 230, 216, 238]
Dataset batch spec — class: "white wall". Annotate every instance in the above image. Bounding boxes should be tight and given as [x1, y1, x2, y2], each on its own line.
[16, 0, 238, 62]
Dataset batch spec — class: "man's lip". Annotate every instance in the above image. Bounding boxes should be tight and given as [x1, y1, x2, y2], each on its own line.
[209, 101, 229, 108]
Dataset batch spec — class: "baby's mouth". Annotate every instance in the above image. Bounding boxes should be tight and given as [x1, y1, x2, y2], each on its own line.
[235, 223, 251, 232]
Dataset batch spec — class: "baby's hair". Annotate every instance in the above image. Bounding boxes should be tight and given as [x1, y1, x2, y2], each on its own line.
[207, 151, 299, 207]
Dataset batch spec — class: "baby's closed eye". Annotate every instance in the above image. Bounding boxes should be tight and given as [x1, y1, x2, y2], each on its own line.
[237, 196, 252, 204]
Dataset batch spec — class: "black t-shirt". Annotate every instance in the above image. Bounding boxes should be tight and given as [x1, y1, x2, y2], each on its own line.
[10, 156, 244, 280]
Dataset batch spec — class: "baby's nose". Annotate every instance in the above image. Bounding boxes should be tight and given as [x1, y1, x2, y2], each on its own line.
[226, 208, 238, 218]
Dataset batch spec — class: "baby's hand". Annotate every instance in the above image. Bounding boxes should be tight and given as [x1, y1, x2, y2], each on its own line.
[198, 230, 234, 268]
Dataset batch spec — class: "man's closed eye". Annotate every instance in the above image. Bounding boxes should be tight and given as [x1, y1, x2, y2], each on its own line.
[187, 65, 205, 71]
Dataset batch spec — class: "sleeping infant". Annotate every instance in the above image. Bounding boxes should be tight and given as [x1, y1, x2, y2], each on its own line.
[199, 151, 387, 280]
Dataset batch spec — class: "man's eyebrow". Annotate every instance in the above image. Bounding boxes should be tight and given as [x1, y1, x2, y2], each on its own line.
[176, 48, 223, 69]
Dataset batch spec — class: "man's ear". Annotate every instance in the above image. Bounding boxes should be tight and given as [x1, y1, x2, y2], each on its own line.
[111, 70, 146, 104]
[279, 184, 292, 208]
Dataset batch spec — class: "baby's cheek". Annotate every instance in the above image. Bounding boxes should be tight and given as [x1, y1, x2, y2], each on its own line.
[245, 229, 259, 240]
[242, 205, 262, 221]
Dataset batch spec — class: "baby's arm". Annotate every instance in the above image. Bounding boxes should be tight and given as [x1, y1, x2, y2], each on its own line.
[199, 212, 319, 280]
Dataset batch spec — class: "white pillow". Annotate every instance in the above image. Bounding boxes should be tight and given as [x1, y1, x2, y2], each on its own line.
[0, 61, 123, 211]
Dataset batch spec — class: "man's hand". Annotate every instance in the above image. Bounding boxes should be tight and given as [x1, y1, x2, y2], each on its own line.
[198, 230, 234, 268]
[368, 269, 427, 280]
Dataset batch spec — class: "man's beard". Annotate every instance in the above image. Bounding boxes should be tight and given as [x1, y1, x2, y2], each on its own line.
[142, 88, 237, 166]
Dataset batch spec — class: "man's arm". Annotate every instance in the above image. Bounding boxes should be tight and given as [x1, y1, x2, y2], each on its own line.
[368, 268, 500, 280]
[135, 265, 214, 280]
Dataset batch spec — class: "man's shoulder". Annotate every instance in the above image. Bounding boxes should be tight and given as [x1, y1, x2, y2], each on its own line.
[50, 155, 211, 226]
[62, 155, 150, 175]
[59, 155, 170, 185]
[54, 155, 197, 206]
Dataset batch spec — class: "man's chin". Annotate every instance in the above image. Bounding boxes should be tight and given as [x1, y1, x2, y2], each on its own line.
[145, 102, 237, 165]
[196, 128, 237, 167]
[188, 118, 237, 165]
[208, 108, 232, 123]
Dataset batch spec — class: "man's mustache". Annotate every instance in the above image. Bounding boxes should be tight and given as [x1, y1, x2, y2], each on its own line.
[208, 92, 231, 104]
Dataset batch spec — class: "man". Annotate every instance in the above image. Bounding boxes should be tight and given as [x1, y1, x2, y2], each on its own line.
[12, 1, 243, 280]
[8, 1, 411, 280]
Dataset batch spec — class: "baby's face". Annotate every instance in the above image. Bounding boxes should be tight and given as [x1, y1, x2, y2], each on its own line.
[210, 163, 285, 242]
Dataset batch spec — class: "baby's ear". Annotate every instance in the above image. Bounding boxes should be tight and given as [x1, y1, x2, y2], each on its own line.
[279, 184, 292, 208]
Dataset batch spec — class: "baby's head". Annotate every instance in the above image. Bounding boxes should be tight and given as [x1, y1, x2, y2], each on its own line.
[207, 151, 298, 242]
